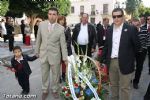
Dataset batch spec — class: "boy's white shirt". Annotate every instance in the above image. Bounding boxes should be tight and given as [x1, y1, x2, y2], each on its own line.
[15, 56, 23, 63]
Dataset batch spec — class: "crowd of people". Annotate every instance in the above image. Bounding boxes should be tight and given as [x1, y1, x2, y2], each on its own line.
[0, 7, 150, 100]
[0, 17, 40, 50]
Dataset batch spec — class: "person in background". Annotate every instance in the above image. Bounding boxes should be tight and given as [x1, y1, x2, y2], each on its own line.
[96, 21, 103, 47]
[102, 18, 110, 45]
[20, 20, 26, 44]
[72, 13, 96, 57]
[146, 15, 150, 75]
[140, 16, 146, 27]
[57, 15, 72, 82]
[0, 19, 7, 42]
[131, 18, 147, 89]
[34, 20, 40, 39]
[5, 17, 15, 52]
[11, 46, 38, 95]
[97, 18, 110, 48]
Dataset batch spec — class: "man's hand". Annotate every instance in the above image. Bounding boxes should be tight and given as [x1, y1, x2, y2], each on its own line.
[64, 60, 68, 82]
[64, 60, 68, 68]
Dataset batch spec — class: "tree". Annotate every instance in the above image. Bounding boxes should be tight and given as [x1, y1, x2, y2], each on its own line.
[138, 3, 150, 17]
[0, 0, 9, 16]
[125, 0, 142, 18]
[8, 0, 71, 31]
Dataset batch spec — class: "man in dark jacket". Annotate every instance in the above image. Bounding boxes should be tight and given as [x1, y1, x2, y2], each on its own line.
[131, 18, 148, 89]
[5, 17, 14, 51]
[20, 20, 26, 44]
[100, 8, 140, 100]
[72, 13, 96, 57]
[96, 18, 110, 47]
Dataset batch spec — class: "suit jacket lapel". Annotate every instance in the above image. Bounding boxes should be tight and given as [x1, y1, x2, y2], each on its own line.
[109, 24, 113, 48]
[46, 20, 50, 34]
[120, 23, 128, 42]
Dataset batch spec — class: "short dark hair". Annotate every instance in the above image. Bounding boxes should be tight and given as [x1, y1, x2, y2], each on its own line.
[21, 20, 24, 24]
[13, 46, 22, 52]
[112, 8, 124, 16]
[103, 17, 109, 22]
[48, 7, 59, 15]
[81, 13, 89, 17]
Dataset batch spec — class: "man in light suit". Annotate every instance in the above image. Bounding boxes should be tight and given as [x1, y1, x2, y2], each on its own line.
[35, 8, 68, 100]
[100, 8, 140, 100]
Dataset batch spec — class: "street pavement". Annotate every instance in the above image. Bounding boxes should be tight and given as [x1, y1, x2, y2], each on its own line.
[0, 34, 150, 100]
[0, 34, 35, 59]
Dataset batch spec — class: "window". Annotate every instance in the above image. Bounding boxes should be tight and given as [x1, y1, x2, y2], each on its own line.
[91, 5, 95, 15]
[80, 5, 84, 15]
[71, 6, 74, 13]
[103, 4, 108, 14]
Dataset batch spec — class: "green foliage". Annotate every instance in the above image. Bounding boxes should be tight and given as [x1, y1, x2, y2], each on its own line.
[138, 3, 150, 17]
[8, 0, 71, 18]
[52, 0, 71, 16]
[0, 0, 9, 16]
[125, 0, 142, 18]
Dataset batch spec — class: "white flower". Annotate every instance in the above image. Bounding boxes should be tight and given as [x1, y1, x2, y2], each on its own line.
[80, 91, 84, 95]
[76, 56, 81, 68]
[83, 55, 87, 66]
[65, 91, 68, 94]
[81, 82, 86, 89]
[75, 76, 80, 83]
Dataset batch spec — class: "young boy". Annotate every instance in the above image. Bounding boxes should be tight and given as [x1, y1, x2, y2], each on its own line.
[11, 46, 38, 94]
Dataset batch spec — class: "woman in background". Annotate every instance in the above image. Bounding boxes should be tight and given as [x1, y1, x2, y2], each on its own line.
[57, 15, 72, 82]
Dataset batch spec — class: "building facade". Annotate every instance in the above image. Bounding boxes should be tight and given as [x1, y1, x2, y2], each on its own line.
[66, 0, 119, 25]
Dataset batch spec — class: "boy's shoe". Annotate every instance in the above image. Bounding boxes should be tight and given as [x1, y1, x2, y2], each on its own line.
[23, 91, 29, 95]
[21, 90, 29, 95]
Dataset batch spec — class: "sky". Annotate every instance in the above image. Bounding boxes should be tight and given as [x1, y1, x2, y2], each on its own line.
[142, 0, 150, 7]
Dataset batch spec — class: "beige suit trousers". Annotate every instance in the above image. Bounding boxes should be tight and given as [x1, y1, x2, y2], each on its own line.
[41, 59, 60, 93]
[109, 59, 133, 100]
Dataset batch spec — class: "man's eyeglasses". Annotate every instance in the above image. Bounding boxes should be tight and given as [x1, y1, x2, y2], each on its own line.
[112, 15, 123, 19]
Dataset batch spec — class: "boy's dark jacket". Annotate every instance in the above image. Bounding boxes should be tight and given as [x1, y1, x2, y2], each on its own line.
[11, 54, 37, 77]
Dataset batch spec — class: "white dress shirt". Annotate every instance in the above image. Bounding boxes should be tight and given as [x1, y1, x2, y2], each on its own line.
[147, 24, 150, 29]
[15, 56, 23, 63]
[77, 24, 89, 45]
[111, 23, 123, 58]
[48, 22, 56, 32]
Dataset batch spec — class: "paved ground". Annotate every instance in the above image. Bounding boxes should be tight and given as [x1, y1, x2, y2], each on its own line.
[0, 34, 35, 59]
[0, 34, 150, 100]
